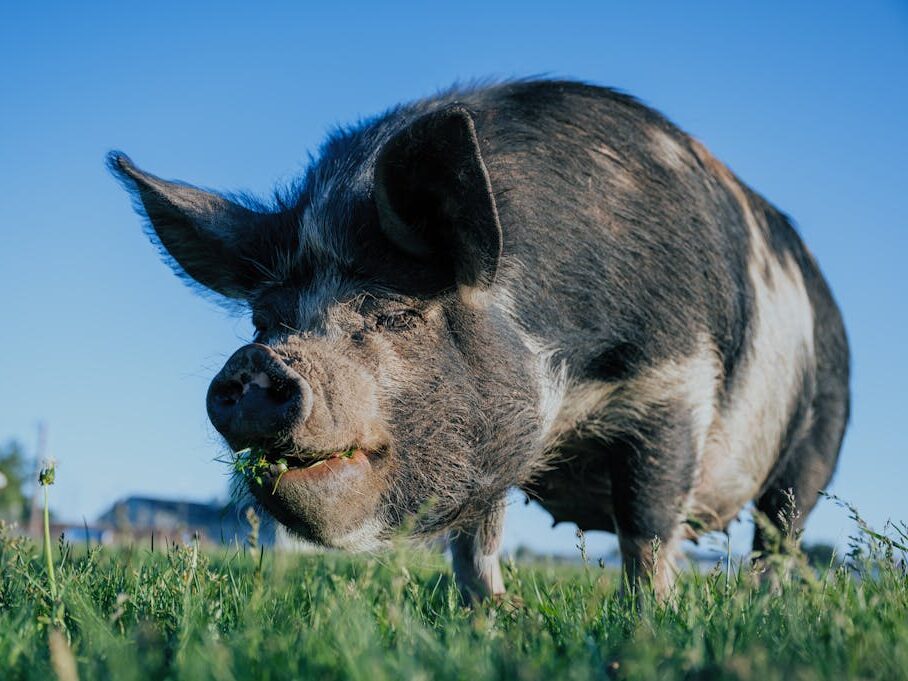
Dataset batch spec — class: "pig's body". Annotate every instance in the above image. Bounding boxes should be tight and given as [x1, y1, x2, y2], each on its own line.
[111, 80, 849, 599]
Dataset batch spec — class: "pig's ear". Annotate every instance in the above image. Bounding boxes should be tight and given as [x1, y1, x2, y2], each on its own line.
[107, 152, 259, 299]
[374, 106, 503, 290]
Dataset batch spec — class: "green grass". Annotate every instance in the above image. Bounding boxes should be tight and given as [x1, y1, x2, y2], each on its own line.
[0, 516, 906, 681]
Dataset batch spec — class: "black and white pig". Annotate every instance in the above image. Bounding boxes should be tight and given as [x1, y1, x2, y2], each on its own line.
[110, 79, 849, 600]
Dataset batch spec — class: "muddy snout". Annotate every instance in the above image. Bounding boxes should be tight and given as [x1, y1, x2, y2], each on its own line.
[206, 344, 313, 448]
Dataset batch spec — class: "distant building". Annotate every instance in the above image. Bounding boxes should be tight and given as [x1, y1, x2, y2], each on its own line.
[95, 496, 275, 546]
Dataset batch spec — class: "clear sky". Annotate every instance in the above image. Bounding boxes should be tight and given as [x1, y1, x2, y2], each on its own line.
[1, 1, 906, 559]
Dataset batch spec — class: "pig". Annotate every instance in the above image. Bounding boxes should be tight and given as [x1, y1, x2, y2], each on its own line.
[109, 79, 849, 601]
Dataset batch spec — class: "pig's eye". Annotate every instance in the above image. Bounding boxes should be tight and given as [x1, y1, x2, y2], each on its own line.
[376, 310, 420, 332]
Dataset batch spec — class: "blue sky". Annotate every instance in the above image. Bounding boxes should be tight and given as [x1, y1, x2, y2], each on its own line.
[1, 1, 906, 558]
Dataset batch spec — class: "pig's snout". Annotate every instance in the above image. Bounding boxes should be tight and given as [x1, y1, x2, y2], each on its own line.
[206, 344, 313, 447]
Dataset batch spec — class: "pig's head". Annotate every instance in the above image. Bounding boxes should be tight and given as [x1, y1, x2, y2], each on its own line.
[109, 106, 542, 549]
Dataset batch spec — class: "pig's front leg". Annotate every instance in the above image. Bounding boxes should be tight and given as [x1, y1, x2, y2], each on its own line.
[450, 499, 506, 603]
[608, 409, 697, 602]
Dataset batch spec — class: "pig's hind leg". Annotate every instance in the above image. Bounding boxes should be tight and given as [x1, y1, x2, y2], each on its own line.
[606, 407, 699, 600]
[752, 256, 850, 559]
[752, 382, 848, 556]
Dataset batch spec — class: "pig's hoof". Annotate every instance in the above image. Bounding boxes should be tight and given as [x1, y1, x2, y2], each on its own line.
[491, 592, 525, 615]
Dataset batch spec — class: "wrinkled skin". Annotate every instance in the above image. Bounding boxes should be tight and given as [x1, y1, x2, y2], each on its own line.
[110, 80, 849, 602]
[230, 292, 540, 552]
[109, 103, 542, 578]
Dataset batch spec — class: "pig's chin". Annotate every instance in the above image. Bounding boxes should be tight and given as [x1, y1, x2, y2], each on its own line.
[249, 448, 390, 549]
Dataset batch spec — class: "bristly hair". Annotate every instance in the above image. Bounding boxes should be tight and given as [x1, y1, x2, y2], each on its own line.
[106, 151, 252, 315]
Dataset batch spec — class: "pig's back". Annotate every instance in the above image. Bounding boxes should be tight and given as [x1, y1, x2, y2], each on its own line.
[453, 81, 847, 526]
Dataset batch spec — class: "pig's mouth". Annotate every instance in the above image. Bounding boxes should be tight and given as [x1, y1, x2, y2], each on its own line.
[264, 447, 375, 483]
[231, 443, 382, 487]
[242, 445, 390, 548]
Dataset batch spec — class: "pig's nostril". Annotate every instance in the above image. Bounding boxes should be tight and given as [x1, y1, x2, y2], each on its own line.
[213, 380, 244, 406]
[207, 344, 314, 445]
[268, 381, 295, 405]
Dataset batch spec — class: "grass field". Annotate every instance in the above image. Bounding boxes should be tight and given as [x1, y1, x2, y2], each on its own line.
[1, 508, 906, 681]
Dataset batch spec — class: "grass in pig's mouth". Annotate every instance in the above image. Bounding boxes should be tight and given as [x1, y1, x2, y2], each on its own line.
[227, 446, 357, 493]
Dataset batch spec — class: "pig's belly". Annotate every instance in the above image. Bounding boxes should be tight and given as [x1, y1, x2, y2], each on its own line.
[523, 437, 618, 533]
[524, 433, 758, 537]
